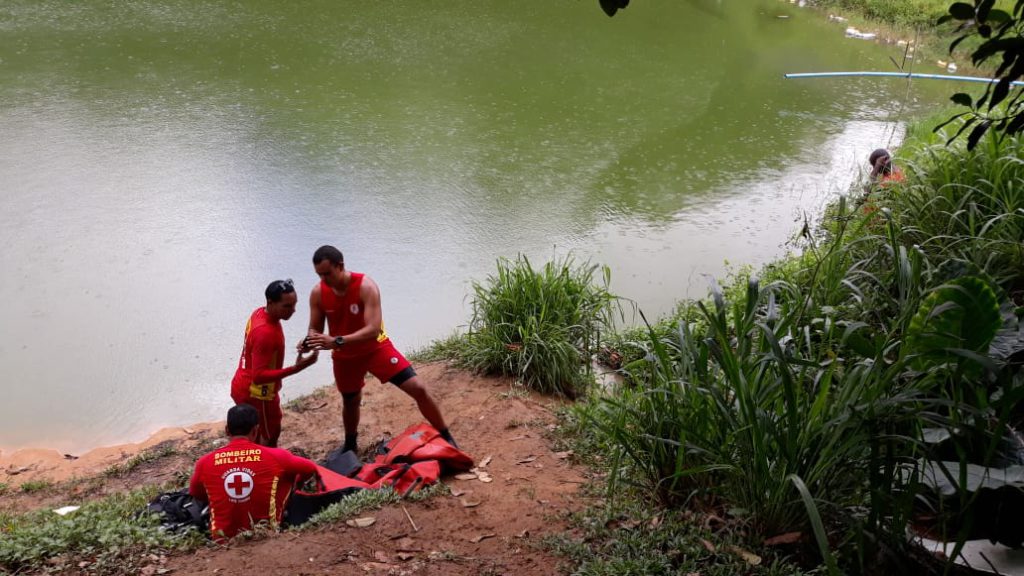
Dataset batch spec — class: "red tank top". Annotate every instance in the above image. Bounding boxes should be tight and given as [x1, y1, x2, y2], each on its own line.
[321, 273, 389, 358]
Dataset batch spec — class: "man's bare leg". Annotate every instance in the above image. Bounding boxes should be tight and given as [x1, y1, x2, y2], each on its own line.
[398, 377, 457, 447]
[342, 390, 361, 452]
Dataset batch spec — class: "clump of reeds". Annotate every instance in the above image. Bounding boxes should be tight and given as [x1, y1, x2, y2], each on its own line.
[462, 255, 616, 398]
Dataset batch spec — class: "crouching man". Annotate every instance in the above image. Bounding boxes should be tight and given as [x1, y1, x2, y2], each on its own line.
[188, 404, 317, 542]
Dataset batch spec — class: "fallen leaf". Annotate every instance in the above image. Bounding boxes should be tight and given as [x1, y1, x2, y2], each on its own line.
[397, 552, 415, 561]
[764, 531, 802, 546]
[373, 551, 388, 563]
[480, 455, 493, 468]
[517, 456, 538, 464]
[553, 451, 573, 459]
[650, 516, 662, 528]
[140, 566, 156, 576]
[449, 487, 467, 497]
[182, 427, 194, 435]
[460, 498, 481, 508]
[470, 533, 496, 543]
[479, 475, 494, 483]
[508, 435, 528, 441]
[454, 473, 478, 481]
[517, 529, 530, 538]
[346, 517, 377, 528]
[728, 545, 762, 566]
[700, 538, 716, 553]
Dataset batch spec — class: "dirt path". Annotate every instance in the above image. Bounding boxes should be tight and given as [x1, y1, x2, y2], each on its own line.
[1, 363, 588, 575]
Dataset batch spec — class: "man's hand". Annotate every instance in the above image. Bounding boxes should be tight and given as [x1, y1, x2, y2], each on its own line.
[303, 332, 337, 350]
[295, 349, 319, 370]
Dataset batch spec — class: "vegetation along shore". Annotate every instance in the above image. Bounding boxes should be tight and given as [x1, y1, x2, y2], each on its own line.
[3, 2, 1024, 574]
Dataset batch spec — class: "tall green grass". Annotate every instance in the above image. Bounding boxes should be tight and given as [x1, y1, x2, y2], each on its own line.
[892, 133, 1024, 289]
[462, 255, 616, 398]
[575, 181, 1018, 573]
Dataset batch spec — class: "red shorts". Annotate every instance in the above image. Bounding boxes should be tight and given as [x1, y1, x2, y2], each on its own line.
[230, 393, 282, 447]
[332, 340, 413, 394]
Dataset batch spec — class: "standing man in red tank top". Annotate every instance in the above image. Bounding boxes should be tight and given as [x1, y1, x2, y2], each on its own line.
[231, 279, 319, 447]
[302, 245, 457, 453]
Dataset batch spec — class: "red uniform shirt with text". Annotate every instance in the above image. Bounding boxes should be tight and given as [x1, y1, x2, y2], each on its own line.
[188, 438, 316, 541]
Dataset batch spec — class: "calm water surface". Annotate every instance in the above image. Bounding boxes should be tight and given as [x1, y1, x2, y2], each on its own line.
[0, 1, 947, 452]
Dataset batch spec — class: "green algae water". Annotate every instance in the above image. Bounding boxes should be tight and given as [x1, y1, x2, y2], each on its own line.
[0, 0, 949, 452]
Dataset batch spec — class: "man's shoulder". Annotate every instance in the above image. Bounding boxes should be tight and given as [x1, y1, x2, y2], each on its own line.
[264, 446, 316, 469]
[357, 273, 379, 292]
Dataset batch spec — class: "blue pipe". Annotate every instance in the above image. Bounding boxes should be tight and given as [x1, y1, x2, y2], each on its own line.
[785, 71, 1024, 87]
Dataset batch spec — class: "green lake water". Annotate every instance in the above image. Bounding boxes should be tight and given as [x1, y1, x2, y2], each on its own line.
[0, 0, 950, 452]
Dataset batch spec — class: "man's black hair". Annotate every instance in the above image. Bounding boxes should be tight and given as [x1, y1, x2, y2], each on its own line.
[313, 245, 344, 266]
[226, 404, 259, 436]
[265, 279, 295, 303]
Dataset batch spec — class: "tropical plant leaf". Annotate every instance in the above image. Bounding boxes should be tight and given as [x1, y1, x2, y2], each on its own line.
[905, 277, 1002, 370]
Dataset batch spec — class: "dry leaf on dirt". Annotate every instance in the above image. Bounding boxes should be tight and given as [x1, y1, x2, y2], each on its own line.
[460, 498, 481, 508]
[517, 456, 538, 464]
[346, 517, 377, 528]
[470, 533, 496, 543]
[763, 531, 802, 546]
[517, 528, 530, 538]
[553, 451, 572, 459]
[397, 552, 415, 561]
[728, 545, 762, 566]
[449, 487, 467, 497]
[395, 537, 419, 550]
[478, 474, 494, 483]
[480, 455, 493, 468]
[373, 551, 389, 563]
[454, 473, 478, 481]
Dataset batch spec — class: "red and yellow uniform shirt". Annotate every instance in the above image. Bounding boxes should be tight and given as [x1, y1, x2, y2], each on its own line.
[188, 438, 317, 542]
[231, 307, 295, 402]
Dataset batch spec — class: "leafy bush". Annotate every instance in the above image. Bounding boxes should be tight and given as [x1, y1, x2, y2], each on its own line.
[462, 255, 616, 397]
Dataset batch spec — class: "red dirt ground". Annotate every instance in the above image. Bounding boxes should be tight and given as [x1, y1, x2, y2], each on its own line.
[1, 363, 590, 575]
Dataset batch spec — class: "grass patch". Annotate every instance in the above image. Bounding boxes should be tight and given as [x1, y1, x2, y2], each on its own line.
[18, 480, 52, 494]
[284, 386, 330, 413]
[299, 488, 400, 528]
[540, 482, 809, 576]
[407, 331, 470, 363]
[103, 441, 179, 478]
[0, 484, 204, 574]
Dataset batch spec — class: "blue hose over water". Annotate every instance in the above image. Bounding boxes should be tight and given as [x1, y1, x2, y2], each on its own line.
[785, 71, 1024, 87]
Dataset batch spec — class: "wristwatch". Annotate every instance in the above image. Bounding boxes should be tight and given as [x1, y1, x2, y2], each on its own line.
[334, 336, 345, 348]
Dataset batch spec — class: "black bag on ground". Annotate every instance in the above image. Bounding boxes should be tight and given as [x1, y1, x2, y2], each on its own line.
[324, 445, 363, 477]
[143, 489, 208, 533]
